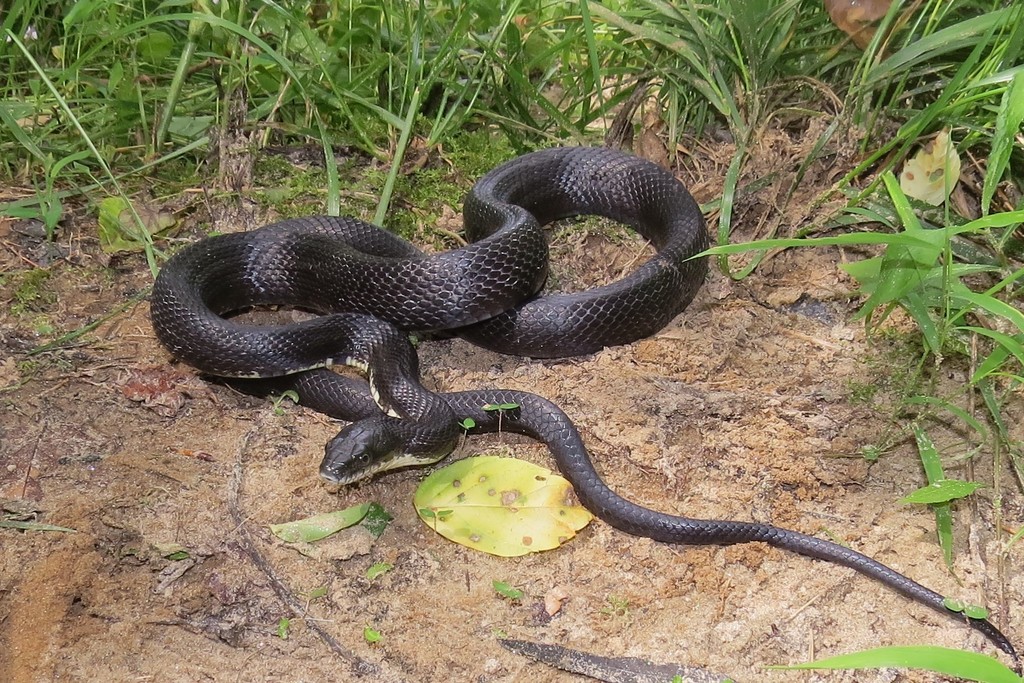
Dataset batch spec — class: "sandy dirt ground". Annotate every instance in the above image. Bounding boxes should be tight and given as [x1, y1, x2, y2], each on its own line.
[2, 139, 1022, 683]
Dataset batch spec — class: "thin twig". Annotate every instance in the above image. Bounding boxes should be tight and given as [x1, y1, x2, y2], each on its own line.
[22, 423, 46, 498]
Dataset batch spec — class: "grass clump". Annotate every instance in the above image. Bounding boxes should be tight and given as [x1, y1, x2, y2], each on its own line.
[9, 268, 55, 315]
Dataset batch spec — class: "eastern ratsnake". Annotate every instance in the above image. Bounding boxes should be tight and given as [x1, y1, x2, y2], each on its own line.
[150, 146, 1017, 666]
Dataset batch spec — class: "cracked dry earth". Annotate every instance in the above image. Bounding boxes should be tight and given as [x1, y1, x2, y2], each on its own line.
[2, 171, 1023, 683]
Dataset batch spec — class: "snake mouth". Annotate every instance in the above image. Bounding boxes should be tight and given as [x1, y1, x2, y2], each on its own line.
[319, 452, 447, 485]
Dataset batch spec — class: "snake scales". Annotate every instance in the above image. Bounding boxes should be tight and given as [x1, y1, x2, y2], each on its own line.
[150, 146, 1017, 665]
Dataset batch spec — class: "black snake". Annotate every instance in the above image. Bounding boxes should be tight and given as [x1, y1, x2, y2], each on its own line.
[150, 146, 1017, 666]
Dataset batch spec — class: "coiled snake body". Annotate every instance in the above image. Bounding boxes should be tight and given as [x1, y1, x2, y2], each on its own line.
[150, 147, 1017, 665]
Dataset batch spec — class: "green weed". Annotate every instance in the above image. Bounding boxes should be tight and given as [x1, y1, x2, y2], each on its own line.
[600, 594, 631, 618]
[706, 166, 1023, 675]
[10, 268, 54, 314]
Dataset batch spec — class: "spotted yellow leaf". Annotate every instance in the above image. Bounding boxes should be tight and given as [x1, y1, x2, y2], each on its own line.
[900, 129, 961, 205]
[414, 456, 593, 557]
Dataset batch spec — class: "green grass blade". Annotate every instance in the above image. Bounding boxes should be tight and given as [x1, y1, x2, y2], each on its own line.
[6, 29, 159, 272]
[901, 290, 942, 354]
[882, 172, 924, 233]
[702, 231, 947, 255]
[867, 9, 1013, 85]
[373, 85, 422, 227]
[716, 146, 750, 277]
[962, 327, 1024, 384]
[984, 71, 1024, 216]
[973, 344, 1013, 386]
[983, 262, 1024, 298]
[155, 25, 199, 151]
[955, 291, 1024, 336]
[912, 424, 954, 569]
[0, 101, 49, 165]
[314, 111, 341, 216]
[977, 378, 1024, 501]
[905, 395, 990, 443]
[774, 645, 1021, 682]
[577, 0, 603, 126]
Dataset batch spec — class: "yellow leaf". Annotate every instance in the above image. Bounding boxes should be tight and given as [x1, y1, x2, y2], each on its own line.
[414, 456, 593, 557]
[900, 129, 962, 205]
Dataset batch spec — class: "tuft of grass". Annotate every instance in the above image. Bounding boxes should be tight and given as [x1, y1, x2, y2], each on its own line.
[706, 169, 1024, 576]
[9, 268, 54, 314]
[0, 2, 572, 248]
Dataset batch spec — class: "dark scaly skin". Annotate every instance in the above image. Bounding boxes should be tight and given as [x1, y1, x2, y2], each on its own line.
[457, 147, 708, 356]
[151, 147, 708, 361]
[150, 147, 1018, 667]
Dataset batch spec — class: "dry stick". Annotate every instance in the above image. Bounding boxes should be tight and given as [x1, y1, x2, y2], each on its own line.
[604, 77, 651, 149]
[0, 238, 45, 268]
[228, 424, 377, 677]
[20, 423, 47, 498]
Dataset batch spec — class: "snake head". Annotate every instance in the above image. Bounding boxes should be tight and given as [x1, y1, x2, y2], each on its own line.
[319, 420, 399, 485]
[320, 417, 458, 485]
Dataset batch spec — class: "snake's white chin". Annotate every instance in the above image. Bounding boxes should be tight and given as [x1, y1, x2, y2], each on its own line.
[320, 453, 445, 486]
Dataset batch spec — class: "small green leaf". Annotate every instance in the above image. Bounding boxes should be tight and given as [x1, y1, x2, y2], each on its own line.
[963, 605, 990, 619]
[153, 542, 189, 559]
[944, 598, 991, 620]
[418, 508, 454, 521]
[108, 61, 124, 94]
[461, 417, 476, 430]
[138, 30, 174, 63]
[97, 196, 176, 253]
[97, 197, 134, 252]
[366, 562, 393, 580]
[483, 402, 519, 412]
[900, 479, 984, 505]
[943, 597, 965, 612]
[361, 502, 392, 538]
[601, 595, 631, 616]
[493, 580, 523, 600]
[277, 618, 290, 639]
[306, 586, 328, 600]
[269, 503, 371, 543]
[271, 390, 296, 415]
[275, 389, 299, 405]
[39, 192, 63, 235]
[363, 625, 382, 644]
